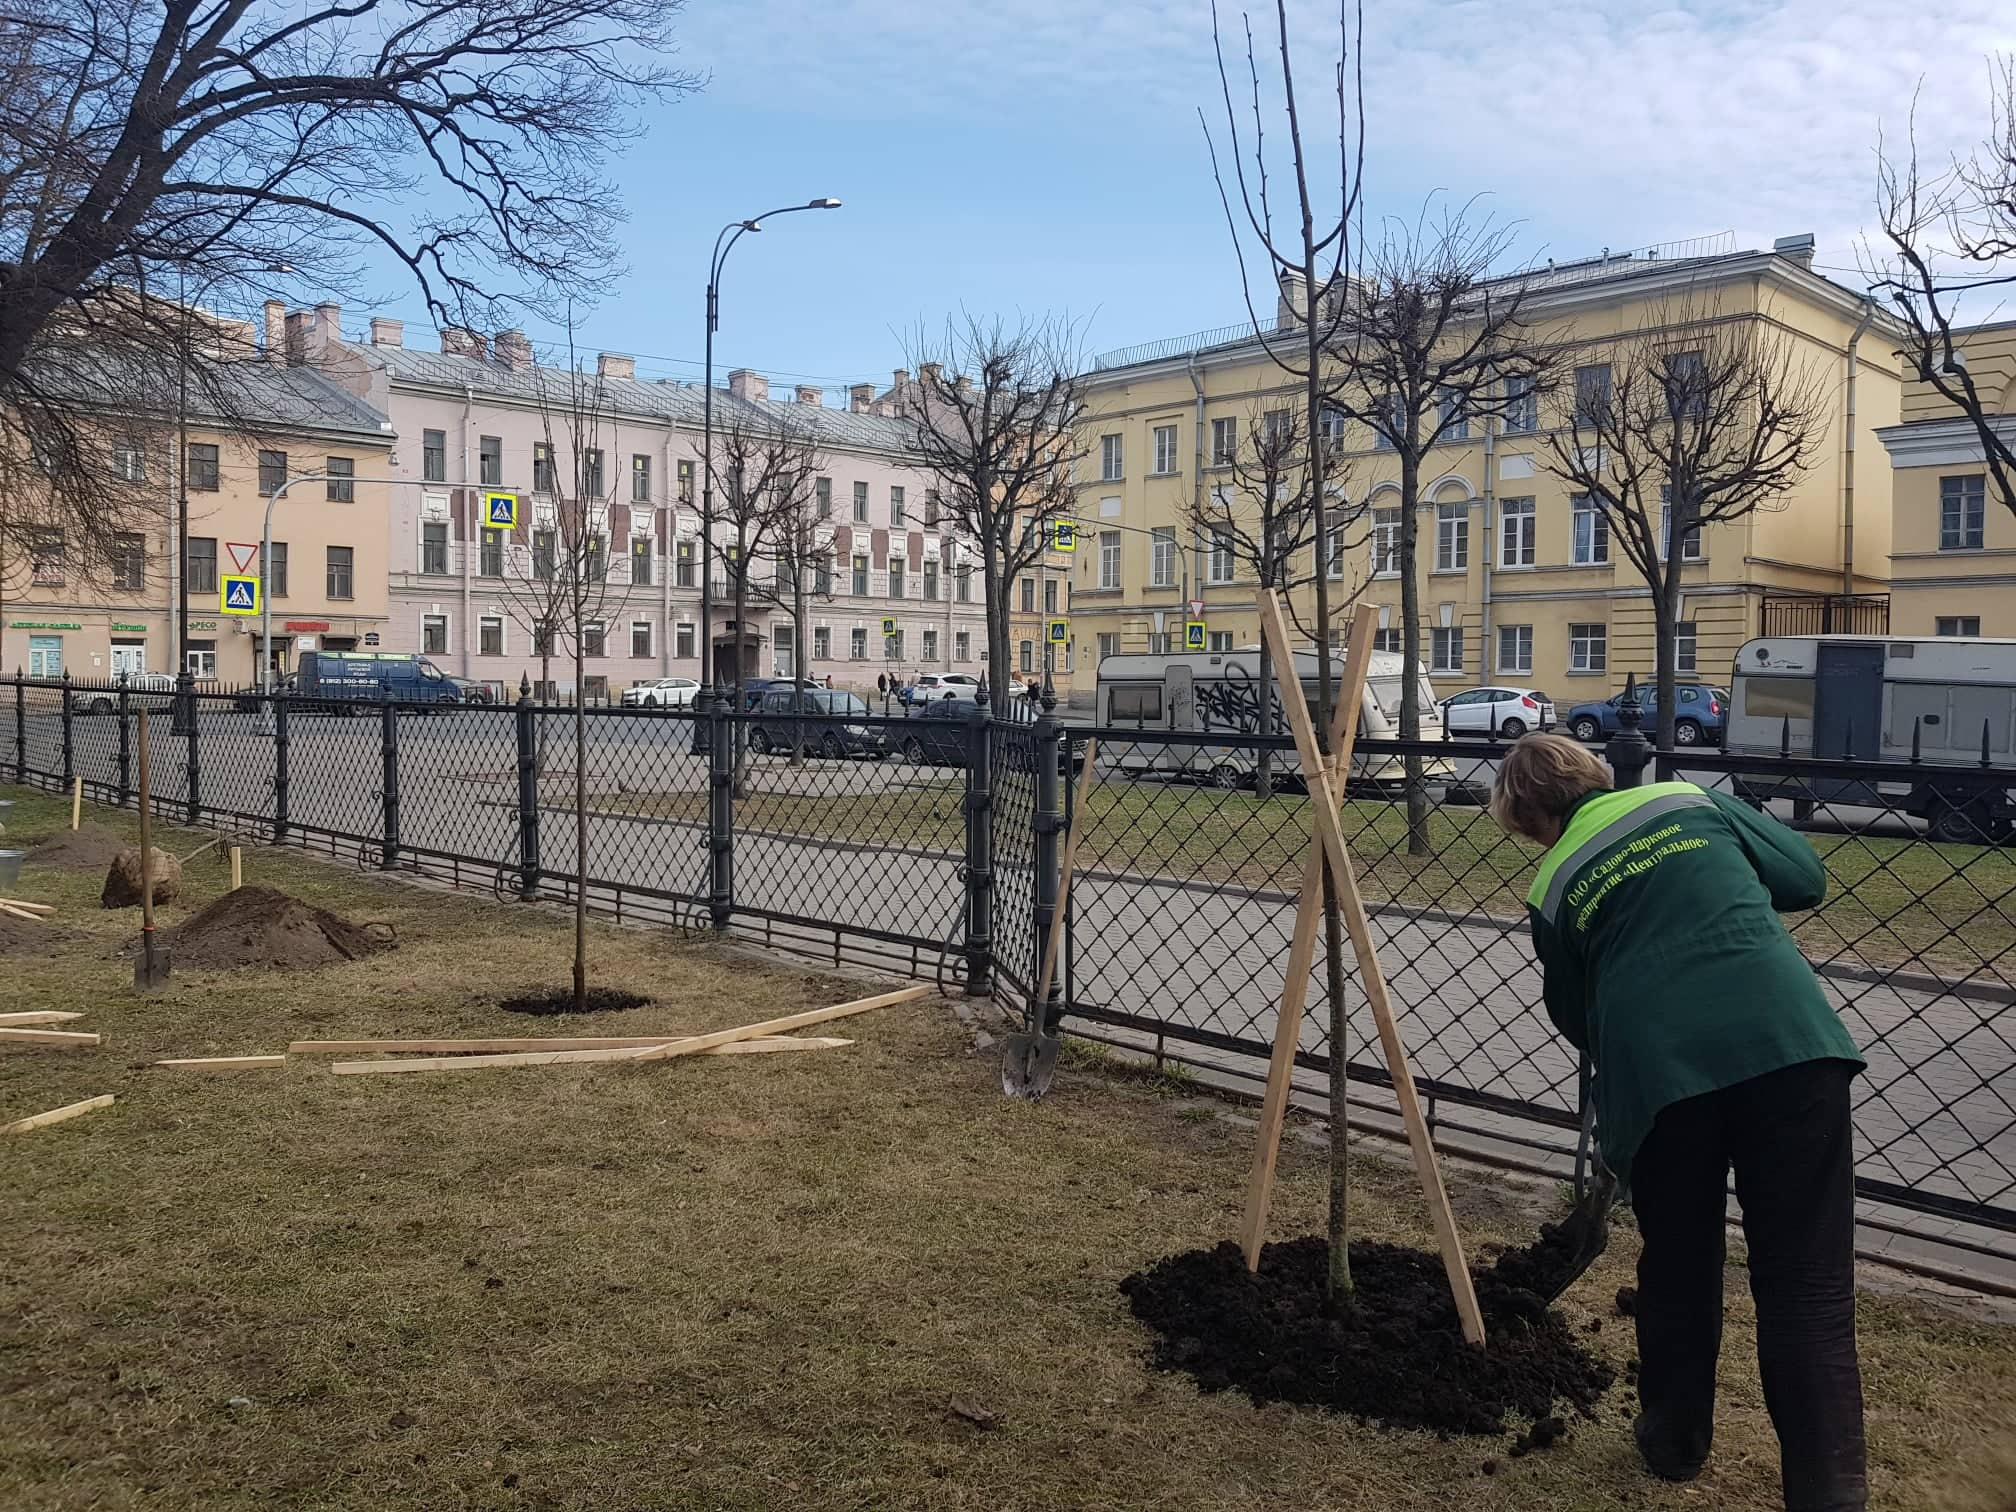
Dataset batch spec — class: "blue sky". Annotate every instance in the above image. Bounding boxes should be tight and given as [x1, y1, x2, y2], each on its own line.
[350, 0, 2016, 391]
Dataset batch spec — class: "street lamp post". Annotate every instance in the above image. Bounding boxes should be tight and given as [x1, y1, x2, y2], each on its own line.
[700, 198, 840, 699]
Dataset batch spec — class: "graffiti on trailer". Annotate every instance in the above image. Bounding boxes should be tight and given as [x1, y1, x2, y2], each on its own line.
[1193, 663, 1282, 735]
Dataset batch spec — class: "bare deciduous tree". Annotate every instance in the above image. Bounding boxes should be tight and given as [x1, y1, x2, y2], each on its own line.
[1203, 0, 1365, 1306]
[1325, 206, 1559, 856]
[1545, 302, 1825, 749]
[898, 317, 1087, 702]
[1868, 59, 2016, 516]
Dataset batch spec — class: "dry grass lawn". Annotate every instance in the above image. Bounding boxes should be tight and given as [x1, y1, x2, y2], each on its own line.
[1, 784, 2012, 1511]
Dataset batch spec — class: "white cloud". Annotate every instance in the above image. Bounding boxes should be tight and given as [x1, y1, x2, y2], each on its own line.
[682, 0, 2016, 269]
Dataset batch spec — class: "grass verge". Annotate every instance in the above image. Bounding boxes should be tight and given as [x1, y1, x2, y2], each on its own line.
[1, 783, 2011, 1511]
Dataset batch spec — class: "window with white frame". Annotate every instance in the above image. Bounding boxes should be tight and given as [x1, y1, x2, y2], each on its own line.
[1261, 408, 1291, 440]
[1099, 531, 1121, 590]
[890, 485, 906, 524]
[813, 626, 831, 660]
[1019, 640, 1034, 674]
[113, 437, 147, 481]
[1674, 621, 1697, 674]
[1938, 616, 1982, 637]
[1435, 501, 1469, 571]
[1659, 488, 1704, 560]
[1210, 416, 1237, 466]
[1152, 424, 1178, 474]
[1147, 632, 1172, 654]
[420, 521, 449, 575]
[888, 557, 904, 598]
[1498, 624, 1533, 675]
[676, 623, 696, 659]
[1571, 495, 1610, 564]
[1436, 387, 1469, 441]
[1319, 405, 1346, 453]
[479, 616, 504, 657]
[628, 620, 651, 658]
[922, 628, 939, 662]
[1325, 523, 1345, 579]
[1099, 433, 1123, 480]
[1499, 497, 1535, 566]
[852, 554, 870, 596]
[1503, 373, 1538, 434]
[583, 621, 606, 658]
[850, 627, 867, 660]
[1569, 622, 1608, 672]
[1207, 525, 1235, 585]
[1150, 526, 1177, 587]
[1208, 631, 1233, 652]
[1097, 632, 1119, 662]
[852, 481, 869, 522]
[954, 630, 970, 661]
[422, 614, 448, 654]
[886, 627, 904, 662]
[923, 558, 939, 600]
[1373, 628, 1400, 653]
[1941, 475, 1986, 550]
[1573, 363, 1612, 426]
[1371, 506, 1400, 574]
[1020, 577, 1035, 612]
[1431, 626, 1464, 674]
[1044, 577, 1059, 613]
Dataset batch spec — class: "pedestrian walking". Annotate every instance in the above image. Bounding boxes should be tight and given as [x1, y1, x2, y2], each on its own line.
[1491, 734, 1866, 1512]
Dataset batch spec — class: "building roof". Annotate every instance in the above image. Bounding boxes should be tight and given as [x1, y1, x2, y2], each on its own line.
[24, 346, 390, 440]
[353, 343, 918, 456]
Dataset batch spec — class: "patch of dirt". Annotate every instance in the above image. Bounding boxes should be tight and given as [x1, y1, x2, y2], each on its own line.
[170, 886, 393, 971]
[1119, 1237, 1613, 1437]
[28, 824, 127, 870]
[1477, 1216, 1586, 1300]
[500, 987, 651, 1016]
[0, 913, 65, 955]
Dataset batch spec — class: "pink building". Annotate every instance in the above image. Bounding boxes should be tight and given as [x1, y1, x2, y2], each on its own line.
[293, 307, 986, 699]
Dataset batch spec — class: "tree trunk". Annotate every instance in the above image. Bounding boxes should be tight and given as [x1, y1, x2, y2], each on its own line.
[732, 562, 750, 795]
[1655, 561, 1681, 751]
[1397, 444, 1429, 858]
[983, 534, 1012, 705]
[790, 552, 809, 767]
[572, 639, 588, 1013]
[1254, 627, 1275, 802]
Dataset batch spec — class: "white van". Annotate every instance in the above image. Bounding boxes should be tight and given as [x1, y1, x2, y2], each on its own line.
[1726, 634, 2016, 841]
[1093, 647, 1452, 789]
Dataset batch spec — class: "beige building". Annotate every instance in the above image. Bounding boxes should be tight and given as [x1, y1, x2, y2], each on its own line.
[1070, 235, 1903, 705]
[3, 353, 393, 685]
[1877, 319, 2016, 637]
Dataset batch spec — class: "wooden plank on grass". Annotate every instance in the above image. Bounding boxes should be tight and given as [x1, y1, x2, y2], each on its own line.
[0, 899, 54, 915]
[0, 1011, 82, 1025]
[1256, 588, 1487, 1349]
[327, 1035, 854, 1076]
[2, 1094, 113, 1135]
[0, 903, 42, 923]
[155, 1055, 287, 1071]
[625, 984, 930, 1065]
[289, 1033, 846, 1055]
[0, 1028, 101, 1047]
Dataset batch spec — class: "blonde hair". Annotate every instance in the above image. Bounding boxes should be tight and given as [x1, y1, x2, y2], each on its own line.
[1490, 733, 1613, 843]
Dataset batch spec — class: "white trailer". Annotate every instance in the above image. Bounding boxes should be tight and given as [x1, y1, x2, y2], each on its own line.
[1726, 634, 2016, 842]
[1092, 647, 1453, 789]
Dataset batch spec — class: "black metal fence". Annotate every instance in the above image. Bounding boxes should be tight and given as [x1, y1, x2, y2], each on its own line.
[6, 672, 2013, 1257]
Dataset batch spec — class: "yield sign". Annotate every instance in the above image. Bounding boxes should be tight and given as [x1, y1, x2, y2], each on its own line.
[226, 541, 260, 573]
[1188, 598, 1205, 619]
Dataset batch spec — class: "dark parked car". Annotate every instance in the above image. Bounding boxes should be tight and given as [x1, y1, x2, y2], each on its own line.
[1564, 682, 1728, 746]
[688, 677, 795, 752]
[896, 697, 982, 766]
[747, 687, 884, 758]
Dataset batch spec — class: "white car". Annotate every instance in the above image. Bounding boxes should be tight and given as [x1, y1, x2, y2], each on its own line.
[621, 677, 701, 709]
[1439, 686, 1556, 740]
[72, 672, 178, 714]
[902, 673, 982, 704]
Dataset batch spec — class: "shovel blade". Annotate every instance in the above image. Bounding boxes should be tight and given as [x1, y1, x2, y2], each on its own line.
[1538, 1167, 1619, 1304]
[1000, 1031, 1060, 1099]
[134, 935, 172, 990]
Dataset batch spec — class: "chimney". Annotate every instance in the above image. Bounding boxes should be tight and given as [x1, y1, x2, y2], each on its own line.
[1276, 268, 1307, 330]
[263, 300, 287, 363]
[1772, 232, 1817, 269]
[919, 361, 942, 389]
[727, 368, 768, 402]
[597, 352, 636, 381]
[313, 301, 342, 352]
[954, 374, 972, 396]
[284, 310, 311, 366]
[440, 327, 488, 360]
[795, 384, 823, 407]
[891, 368, 910, 392]
[495, 329, 534, 370]
[848, 383, 874, 413]
[369, 317, 404, 347]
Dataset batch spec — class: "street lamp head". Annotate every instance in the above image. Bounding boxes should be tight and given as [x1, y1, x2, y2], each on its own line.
[740, 219, 761, 232]
[808, 198, 842, 209]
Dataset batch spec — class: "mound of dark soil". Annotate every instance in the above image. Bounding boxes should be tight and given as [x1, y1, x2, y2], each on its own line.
[501, 987, 651, 1016]
[29, 823, 128, 870]
[0, 913, 65, 955]
[171, 885, 393, 970]
[1119, 1237, 1613, 1436]
[1477, 1216, 1585, 1299]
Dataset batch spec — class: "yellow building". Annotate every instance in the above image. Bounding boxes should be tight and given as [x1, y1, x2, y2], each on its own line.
[3, 356, 393, 684]
[1876, 319, 2016, 637]
[1070, 235, 1902, 705]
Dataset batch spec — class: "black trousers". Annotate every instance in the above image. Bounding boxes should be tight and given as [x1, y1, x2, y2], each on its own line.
[1630, 1058, 1867, 1511]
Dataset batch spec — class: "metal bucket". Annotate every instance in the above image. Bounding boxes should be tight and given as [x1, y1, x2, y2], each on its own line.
[0, 850, 23, 889]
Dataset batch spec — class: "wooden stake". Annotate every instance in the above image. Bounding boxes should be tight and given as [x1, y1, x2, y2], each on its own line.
[230, 846, 243, 891]
[329, 1035, 855, 1076]
[1256, 589, 1487, 1348]
[291, 1033, 847, 1055]
[0, 1028, 101, 1047]
[0, 903, 41, 923]
[0, 1011, 84, 1025]
[627, 984, 930, 1065]
[1238, 602, 1378, 1271]
[0, 898, 54, 915]
[155, 1055, 286, 1070]
[71, 774, 82, 830]
[2, 1094, 113, 1135]
[1031, 740, 1100, 1013]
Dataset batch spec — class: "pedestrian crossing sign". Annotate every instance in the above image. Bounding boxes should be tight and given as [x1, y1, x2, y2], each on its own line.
[484, 491, 518, 528]
[220, 575, 261, 615]
[1051, 520, 1077, 552]
[882, 617, 897, 636]
[1184, 620, 1207, 650]
[1046, 618, 1068, 644]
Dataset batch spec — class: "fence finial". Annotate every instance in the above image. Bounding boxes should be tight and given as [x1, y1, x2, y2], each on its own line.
[1780, 714, 1792, 758]
[1911, 715, 1923, 764]
[1984, 718, 1994, 769]
[518, 673, 532, 703]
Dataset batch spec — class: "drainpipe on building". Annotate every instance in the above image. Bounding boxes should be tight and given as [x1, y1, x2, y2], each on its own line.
[459, 384, 474, 680]
[1186, 353, 1206, 635]
[661, 427, 676, 676]
[1841, 297, 1877, 596]
[1480, 413, 1496, 684]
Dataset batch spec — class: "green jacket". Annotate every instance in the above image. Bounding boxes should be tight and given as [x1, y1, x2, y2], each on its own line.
[1526, 780, 1864, 1184]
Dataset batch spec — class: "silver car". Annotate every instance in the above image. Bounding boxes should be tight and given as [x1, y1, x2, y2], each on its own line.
[72, 673, 178, 714]
[621, 677, 701, 709]
[1438, 685, 1557, 740]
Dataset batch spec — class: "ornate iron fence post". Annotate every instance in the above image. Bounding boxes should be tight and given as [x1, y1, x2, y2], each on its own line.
[182, 672, 202, 825]
[1030, 688, 1064, 1031]
[963, 683, 995, 994]
[59, 671, 74, 790]
[515, 676, 542, 898]
[707, 683, 733, 931]
[12, 672, 24, 784]
[379, 687, 401, 870]
[271, 688, 291, 844]
[116, 677, 132, 806]
[1608, 672, 1652, 789]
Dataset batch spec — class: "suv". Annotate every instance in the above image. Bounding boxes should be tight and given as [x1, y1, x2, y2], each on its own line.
[900, 673, 982, 706]
[1565, 683, 1728, 746]
[748, 687, 884, 758]
[622, 677, 700, 709]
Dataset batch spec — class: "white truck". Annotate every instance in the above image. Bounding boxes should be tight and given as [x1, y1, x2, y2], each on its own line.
[1725, 634, 2016, 842]
[1091, 646, 1453, 790]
